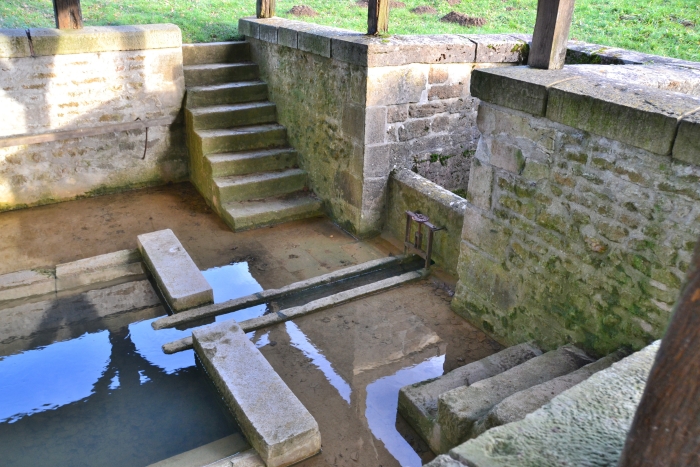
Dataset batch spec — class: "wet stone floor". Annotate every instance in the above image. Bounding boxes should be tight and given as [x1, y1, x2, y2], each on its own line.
[0, 183, 502, 467]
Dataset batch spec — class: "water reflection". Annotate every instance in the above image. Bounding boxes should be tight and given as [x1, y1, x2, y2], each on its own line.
[130, 318, 194, 374]
[202, 262, 267, 322]
[365, 355, 445, 467]
[0, 331, 112, 424]
[286, 321, 352, 404]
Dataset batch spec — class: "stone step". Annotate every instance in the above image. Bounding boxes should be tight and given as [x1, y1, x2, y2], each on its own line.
[222, 192, 324, 231]
[182, 41, 250, 66]
[186, 81, 268, 108]
[473, 348, 630, 437]
[192, 320, 321, 467]
[184, 62, 259, 87]
[441, 342, 660, 467]
[196, 124, 288, 155]
[137, 229, 213, 312]
[206, 148, 298, 178]
[214, 169, 308, 204]
[398, 342, 542, 454]
[436, 345, 595, 452]
[187, 102, 277, 131]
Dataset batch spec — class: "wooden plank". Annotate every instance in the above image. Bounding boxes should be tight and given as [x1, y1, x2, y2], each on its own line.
[53, 0, 83, 29]
[256, 0, 275, 18]
[367, 0, 389, 35]
[618, 238, 700, 467]
[528, 0, 576, 70]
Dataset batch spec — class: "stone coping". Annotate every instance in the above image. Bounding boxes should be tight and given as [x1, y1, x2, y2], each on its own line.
[471, 65, 700, 160]
[238, 17, 529, 67]
[0, 24, 181, 58]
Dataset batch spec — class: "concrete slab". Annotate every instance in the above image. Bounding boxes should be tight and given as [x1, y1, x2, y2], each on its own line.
[209, 449, 265, 467]
[56, 249, 145, 291]
[193, 320, 321, 467]
[137, 229, 213, 312]
[0, 269, 55, 304]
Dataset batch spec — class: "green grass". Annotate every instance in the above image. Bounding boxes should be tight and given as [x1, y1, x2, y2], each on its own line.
[1, 0, 698, 61]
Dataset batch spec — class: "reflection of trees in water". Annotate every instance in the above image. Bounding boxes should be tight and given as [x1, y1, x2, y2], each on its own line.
[0, 323, 239, 467]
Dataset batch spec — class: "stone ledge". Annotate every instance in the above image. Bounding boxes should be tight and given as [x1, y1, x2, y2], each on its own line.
[674, 110, 700, 166]
[28, 24, 182, 56]
[239, 17, 528, 67]
[472, 66, 700, 157]
[0, 29, 31, 58]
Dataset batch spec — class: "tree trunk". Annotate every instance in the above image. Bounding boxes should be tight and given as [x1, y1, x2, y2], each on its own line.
[618, 238, 700, 467]
[53, 0, 83, 29]
[367, 0, 389, 35]
[256, 0, 276, 19]
[528, 0, 575, 69]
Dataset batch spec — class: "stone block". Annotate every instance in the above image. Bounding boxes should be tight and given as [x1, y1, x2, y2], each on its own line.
[366, 35, 477, 67]
[673, 111, 700, 166]
[490, 139, 525, 174]
[364, 144, 391, 178]
[429, 65, 449, 84]
[0, 269, 55, 303]
[366, 66, 428, 106]
[465, 34, 528, 63]
[55, 249, 145, 291]
[237, 18, 253, 37]
[425, 455, 467, 467]
[364, 106, 387, 144]
[449, 342, 660, 467]
[438, 345, 594, 450]
[193, 320, 321, 467]
[341, 103, 365, 142]
[29, 24, 182, 56]
[137, 229, 213, 311]
[461, 205, 510, 258]
[0, 29, 31, 58]
[466, 158, 493, 210]
[258, 23, 278, 44]
[388, 104, 409, 123]
[331, 36, 368, 65]
[278, 27, 298, 49]
[238, 18, 260, 39]
[470, 67, 581, 116]
[547, 76, 700, 156]
[298, 29, 331, 58]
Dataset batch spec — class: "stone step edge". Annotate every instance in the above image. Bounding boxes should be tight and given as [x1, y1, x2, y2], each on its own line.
[162, 268, 429, 353]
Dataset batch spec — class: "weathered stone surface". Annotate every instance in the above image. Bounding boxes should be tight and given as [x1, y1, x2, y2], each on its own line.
[0, 280, 160, 344]
[56, 249, 145, 291]
[449, 342, 660, 467]
[29, 24, 182, 56]
[137, 229, 213, 311]
[470, 67, 581, 116]
[398, 342, 541, 453]
[366, 65, 428, 106]
[425, 455, 467, 467]
[182, 41, 250, 66]
[147, 433, 251, 467]
[464, 34, 528, 63]
[192, 320, 321, 467]
[0, 269, 55, 303]
[673, 110, 700, 166]
[566, 64, 700, 97]
[438, 345, 594, 451]
[466, 158, 493, 210]
[0, 29, 31, 58]
[475, 348, 629, 435]
[548, 76, 700, 155]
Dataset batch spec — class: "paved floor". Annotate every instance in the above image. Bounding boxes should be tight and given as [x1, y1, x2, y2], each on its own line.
[0, 183, 502, 467]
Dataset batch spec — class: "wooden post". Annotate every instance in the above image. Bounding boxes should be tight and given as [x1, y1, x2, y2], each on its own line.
[367, 0, 389, 35]
[53, 0, 83, 29]
[256, 0, 275, 18]
[528, 0, 575, 69]
[618, 239, 700, 467]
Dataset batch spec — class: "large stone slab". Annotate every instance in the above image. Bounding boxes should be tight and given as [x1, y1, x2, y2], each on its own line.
[0, 269, 55, 304]
[0, 28, 31, 58]
[448, 341, 660, 467]
[398, 342, 541, 453]
[193, 320, 321, 467]
[56, 249, 145, 292]
[137, 229, 213, 312]
[437, 345, 594, 451]
[673, 110, 700, 166]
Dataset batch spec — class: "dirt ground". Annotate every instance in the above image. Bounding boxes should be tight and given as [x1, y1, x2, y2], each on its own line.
[0, 183, 502, 467]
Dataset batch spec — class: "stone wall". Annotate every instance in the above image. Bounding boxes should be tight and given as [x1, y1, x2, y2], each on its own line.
[386, 169, 466, 275]
[240, 17, 526, 236]
[0, 25, 187, 211]
[453, 65, 700, 356]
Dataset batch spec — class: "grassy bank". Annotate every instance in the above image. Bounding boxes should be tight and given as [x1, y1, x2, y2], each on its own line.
[1, 0, 698, 61]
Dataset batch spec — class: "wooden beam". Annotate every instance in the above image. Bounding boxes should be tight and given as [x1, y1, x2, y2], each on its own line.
[528, 0, 575, 69]
[367, 0, 389, 35]
[256, 0, 275, 18]
[53, 0, 83, 29]
[618, 238, 700, 467]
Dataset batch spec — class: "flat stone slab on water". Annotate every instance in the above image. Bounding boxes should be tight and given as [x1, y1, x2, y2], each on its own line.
[137, 229, 213, 312]
[0, 269, 55, 303]
[193, 320, 321, 467]
[56, 248, 145, 291]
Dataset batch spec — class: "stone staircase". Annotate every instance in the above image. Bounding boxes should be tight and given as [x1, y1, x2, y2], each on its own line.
[399, 342, 629, 454]
[182, 42, 323, 231]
